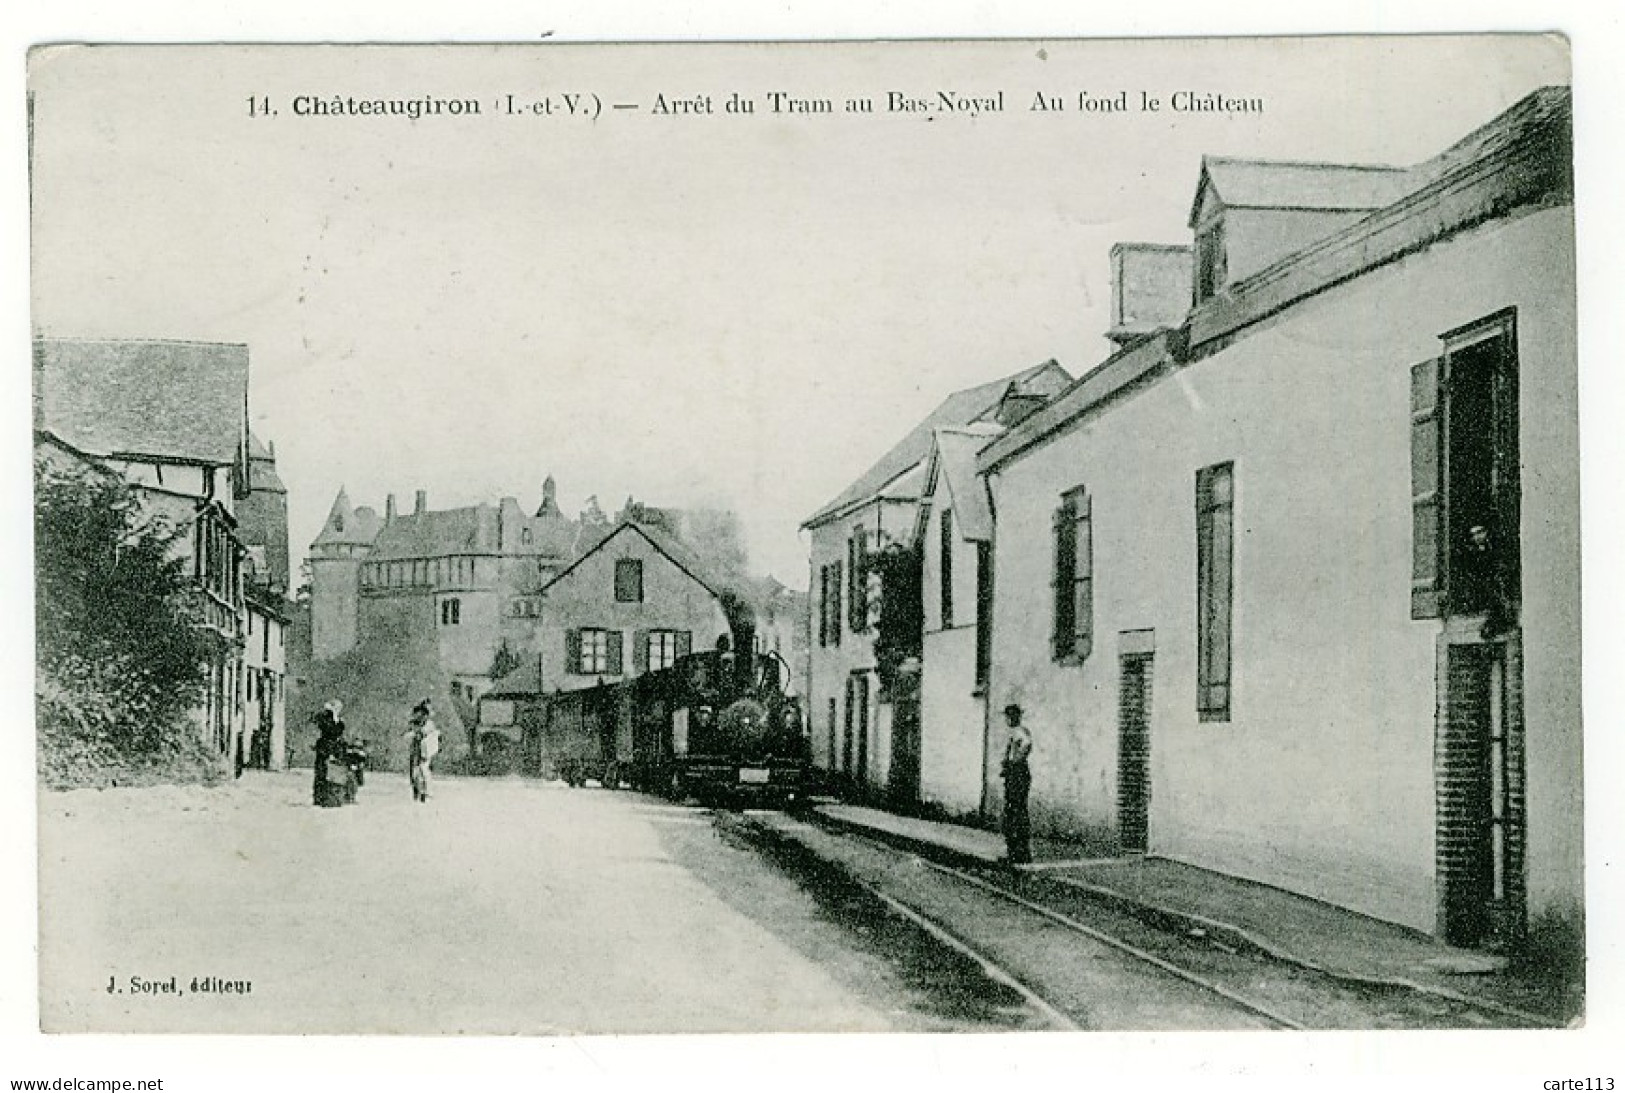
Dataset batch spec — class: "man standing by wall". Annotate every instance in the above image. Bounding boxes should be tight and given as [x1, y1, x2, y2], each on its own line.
[1000, 703, 1033, 865]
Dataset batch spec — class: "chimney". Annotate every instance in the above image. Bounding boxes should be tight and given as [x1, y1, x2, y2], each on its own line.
[537, 474, 559, 517]
[385, 493, 397, 523]
[415, 489, 428, 515]
[996, 393, 1049, 429]
[1107, 242, 1192, 347]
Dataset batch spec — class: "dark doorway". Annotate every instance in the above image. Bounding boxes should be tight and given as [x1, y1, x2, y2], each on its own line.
[1438, 643, 1521, 948]
[854, 673, 871, 789]
[1444, 328, 1520, 622]
[842, 679, 855, 777]
[889, 693, 921, 806]
[1117, 653, 1153, 854]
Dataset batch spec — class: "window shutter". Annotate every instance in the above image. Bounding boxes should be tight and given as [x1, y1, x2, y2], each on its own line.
[854, 529, 868, 631]
[831, 560, 843, 646]
[848, 529, 868, 632]
[1052, 498, 1077, 660]
[606, 631, 624, 675]
[818, 565, 829, 647]
[633, 629, 649, 673]
[566, 629, 582, 674]
[1411, 359, 1443, 619]
[1075, 492, 1094, 661]
[676, 630, 693, 659]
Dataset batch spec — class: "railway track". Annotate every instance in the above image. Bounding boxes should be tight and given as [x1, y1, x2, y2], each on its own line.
[722, 808, 1547, 1031]
[827, 822, 1303, 1030]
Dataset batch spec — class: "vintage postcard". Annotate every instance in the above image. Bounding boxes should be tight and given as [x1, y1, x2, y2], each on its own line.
[26, 35, 1583, 1052]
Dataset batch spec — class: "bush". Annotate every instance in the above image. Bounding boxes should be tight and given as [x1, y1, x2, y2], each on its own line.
[35, 454, 226, 784]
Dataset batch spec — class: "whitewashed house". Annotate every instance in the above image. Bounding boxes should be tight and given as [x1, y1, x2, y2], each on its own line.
[969, 87, 1577, 956]
[801, 362, 1070, 798]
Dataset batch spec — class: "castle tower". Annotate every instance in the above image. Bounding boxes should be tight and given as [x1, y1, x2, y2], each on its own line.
[238, 433, 290, 593]
[309, 487, 381, 660]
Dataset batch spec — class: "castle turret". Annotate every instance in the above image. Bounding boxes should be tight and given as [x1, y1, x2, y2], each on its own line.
[309, 487, 382, 660]
[238, 432, 290, 594]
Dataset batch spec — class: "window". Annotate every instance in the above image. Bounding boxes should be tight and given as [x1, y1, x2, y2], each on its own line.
[848, 528, 869, 632]
[1195, 223, 1227, 304]
[939, 509, 955, 629]
[521, 527, 533, 545]
[829, 560, 842, 647]
[818, 564, 831, 647]
[643, 629, 689, 671]
[510, 597, 541, 618]
[1196, 464, 1234, 721]
[1411, 310, 1521, 626]
[440, 597, 462, 626]
[1051, 488, 1093, 663]
[569, 628, 623, 675]
[975, 542, 993, 688]
[818, 559, 847, 647]
[615, 558, 644, 603]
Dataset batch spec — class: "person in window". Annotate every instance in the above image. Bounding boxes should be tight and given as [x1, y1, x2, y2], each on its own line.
[1000, 703, 1033, 866]
[403, 699, 442, 803]
[311, 699, 351, 808]
[1464, 524, 1515, 639]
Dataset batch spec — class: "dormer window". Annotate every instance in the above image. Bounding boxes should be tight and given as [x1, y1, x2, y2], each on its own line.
[1195, 223, 1227, 304]
[333, 514, 345, 532]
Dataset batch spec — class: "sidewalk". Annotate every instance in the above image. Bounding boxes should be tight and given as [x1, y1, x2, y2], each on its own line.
[811, 803, 1575, 1026]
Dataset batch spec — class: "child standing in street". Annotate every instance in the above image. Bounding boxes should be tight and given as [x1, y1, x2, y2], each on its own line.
[404, 699, 441, 803]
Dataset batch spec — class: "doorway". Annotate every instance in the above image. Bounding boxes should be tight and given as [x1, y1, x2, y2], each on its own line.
[1437, 638, 1524, 949]
[1117, 652, 1153, 855]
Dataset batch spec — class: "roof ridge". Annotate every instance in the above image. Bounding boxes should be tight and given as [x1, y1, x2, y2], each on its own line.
[33, 335, 251, 349]
[1203, 154, 1409, 173]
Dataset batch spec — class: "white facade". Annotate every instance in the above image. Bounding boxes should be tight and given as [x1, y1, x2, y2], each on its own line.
[917, 431, 997, 819]
[806, 498, 912, 792]
[244, 600, 289, 770]
[980, 146, 1577, 943]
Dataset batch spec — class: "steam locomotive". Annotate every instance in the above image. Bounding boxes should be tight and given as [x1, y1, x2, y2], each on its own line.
[523, 640, 811, 807]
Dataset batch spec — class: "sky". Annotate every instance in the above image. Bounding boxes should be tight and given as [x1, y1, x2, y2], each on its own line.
[26, 38, 1570, 588]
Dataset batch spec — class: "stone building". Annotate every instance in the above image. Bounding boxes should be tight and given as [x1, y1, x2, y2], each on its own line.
[34, 337, 288, 770]
[959, 87, 1578, 959]
[801, 361, 1071, 798]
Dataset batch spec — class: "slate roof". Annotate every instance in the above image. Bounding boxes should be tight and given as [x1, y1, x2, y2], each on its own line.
[1190, 157, 1413, 224]
[926, 424, 1003, 543]
[247, 432, 286, 493]
[34, 338, 249, 465]
[368, 505, 497, 561]
[542, 519, 725, 600]
[311, 488, 384, 548]
[802, 360, 1070, 529]
[985, 88, 1573, 478]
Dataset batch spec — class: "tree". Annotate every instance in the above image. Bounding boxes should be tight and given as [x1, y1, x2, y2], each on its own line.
[489, 638, 524, 681]
[35, 454, 226, 767]
[868, 541, 922, 700]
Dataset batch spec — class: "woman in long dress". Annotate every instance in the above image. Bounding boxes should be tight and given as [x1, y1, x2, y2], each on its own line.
[312, 699, 352, 808]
